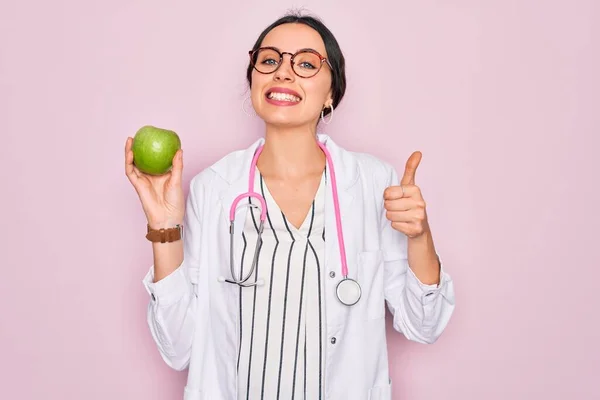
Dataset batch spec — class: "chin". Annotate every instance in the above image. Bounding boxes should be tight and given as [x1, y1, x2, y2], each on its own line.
[265, 118, 299, 127]
[259, 112, 306, 128]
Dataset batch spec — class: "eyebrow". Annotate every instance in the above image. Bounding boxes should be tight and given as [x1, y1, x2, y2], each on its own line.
[261, 46, 325, 55]
[296, 47, 320, 53]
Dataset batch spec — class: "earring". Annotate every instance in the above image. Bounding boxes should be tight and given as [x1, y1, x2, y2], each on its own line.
[242, 95, 256, 117]
[320, 104, 333, 125]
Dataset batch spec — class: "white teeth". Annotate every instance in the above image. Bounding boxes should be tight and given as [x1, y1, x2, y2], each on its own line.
[268, 92, 300, 102]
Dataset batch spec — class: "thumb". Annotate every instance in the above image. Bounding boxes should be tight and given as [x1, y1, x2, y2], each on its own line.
[401, 151, 422, 185]
[169, 149, 184, 187]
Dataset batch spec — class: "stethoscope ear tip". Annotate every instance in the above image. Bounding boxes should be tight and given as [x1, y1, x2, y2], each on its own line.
[257, 279, 265, 286]
[218, 276, 226, 283]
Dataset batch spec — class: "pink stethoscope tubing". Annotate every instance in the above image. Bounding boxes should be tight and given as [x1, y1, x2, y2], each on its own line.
[221, 141, 360, 306]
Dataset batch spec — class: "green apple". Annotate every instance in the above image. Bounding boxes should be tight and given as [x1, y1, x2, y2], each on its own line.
[132, 125, 181, 175]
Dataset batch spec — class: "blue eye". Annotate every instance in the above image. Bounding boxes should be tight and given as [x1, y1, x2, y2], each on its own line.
[262, 58, 278, 66]
[298, 61, 316, 69]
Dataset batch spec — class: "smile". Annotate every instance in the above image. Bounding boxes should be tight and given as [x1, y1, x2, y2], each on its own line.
[265, 87, 302, 106]
[268, 92, 301, 102]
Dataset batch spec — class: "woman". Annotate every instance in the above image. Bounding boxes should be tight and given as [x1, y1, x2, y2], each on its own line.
[125, 12, 455, 400]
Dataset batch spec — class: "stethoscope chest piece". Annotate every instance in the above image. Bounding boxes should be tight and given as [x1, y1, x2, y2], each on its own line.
[336, 278, 361, 306]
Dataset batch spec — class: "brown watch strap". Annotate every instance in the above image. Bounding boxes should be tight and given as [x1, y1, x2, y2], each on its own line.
[145, 224, 182, 243]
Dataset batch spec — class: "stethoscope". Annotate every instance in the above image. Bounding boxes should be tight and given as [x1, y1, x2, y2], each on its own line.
[218, 141, 361, 306]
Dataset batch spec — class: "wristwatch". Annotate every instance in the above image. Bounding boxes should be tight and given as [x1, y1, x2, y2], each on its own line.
[145, 224, 183, 243]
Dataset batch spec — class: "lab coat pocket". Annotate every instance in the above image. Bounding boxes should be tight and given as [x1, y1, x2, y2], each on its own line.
[368, 379, 392, 400]
[183, 386, 205, 400]
[358, 250, 385, 320]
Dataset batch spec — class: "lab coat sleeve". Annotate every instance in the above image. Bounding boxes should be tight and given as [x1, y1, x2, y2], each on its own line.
[381, 166, 456, 344]
[141, 173, 209, 370]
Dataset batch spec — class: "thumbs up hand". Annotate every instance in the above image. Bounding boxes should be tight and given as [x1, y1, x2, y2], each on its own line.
[383, 151, 430, 238]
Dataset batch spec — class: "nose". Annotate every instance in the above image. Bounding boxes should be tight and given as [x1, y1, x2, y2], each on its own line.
[273, 52, 295, 82]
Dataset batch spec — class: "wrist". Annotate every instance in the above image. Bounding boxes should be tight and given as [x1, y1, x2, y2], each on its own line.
[146, 223, 183, 243]
[148, 220, 183, 230]
[408, 227, 432, 244]
[407, 230, 438, 263]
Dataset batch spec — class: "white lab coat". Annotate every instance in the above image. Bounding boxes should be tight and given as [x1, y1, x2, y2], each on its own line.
[142, 134, 455, 400]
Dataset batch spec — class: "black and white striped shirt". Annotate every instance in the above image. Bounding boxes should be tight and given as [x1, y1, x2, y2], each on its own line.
[236, 169, 326, 400]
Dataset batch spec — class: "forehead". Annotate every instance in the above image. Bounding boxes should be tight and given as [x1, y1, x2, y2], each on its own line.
[261, 23, 327, 56]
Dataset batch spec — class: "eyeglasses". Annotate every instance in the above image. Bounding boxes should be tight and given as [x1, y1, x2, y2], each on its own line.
[249, 46, 332, 78]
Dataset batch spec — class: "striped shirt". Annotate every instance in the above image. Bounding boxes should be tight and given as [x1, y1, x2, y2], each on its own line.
[236, 168, 326, 400]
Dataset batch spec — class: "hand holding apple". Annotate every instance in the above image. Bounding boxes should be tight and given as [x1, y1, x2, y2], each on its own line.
[124, 125, 184, 229]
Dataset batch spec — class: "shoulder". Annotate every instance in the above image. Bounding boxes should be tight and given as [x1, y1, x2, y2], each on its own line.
[187, 150, 237, 189]
[187, 142, 257, 194]
[355, 151, 396, 179]
[335, 143, 398, 188]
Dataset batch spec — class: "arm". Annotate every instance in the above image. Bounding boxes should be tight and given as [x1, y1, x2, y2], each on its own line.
[382, 166, 455, 344]
[142, 174, 209, 370]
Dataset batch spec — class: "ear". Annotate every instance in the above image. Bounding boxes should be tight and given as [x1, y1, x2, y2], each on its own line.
[325, 89, 333, 109]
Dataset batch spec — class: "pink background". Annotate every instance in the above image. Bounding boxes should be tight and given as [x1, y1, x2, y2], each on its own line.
[1, 0, 599, 399]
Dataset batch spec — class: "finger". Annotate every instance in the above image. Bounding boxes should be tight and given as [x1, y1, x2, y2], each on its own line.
[124, 137, 131, 167]
[383, 184, 421, 200]
[401, 151, 422, 186]
[401, 184, 422, 199]
[132, 164, 143, 179]
[383, 186, 404, 200]
[384, 198, 412, 212]
[169, 149, 184, 187]
[125, 138, 139, 182]
[391, 221, 413, 235]
[385, 193, 424, 211]
[386, 210, 414, 223]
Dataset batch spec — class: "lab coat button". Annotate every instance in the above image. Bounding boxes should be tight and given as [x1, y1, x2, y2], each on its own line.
[329, 271, 335, 278]
[330, 337, 337, 344]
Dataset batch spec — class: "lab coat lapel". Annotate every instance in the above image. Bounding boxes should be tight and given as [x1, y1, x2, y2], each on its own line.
[216, 137, 265, 259]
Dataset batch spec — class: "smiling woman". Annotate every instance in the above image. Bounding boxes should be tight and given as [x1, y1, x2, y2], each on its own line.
[125, 10, 455, 400]
[246, 30, 334, 128]
[246, 15, 345, 125]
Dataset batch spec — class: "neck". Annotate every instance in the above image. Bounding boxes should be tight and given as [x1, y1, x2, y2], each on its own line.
[257, 124, 325, 179]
